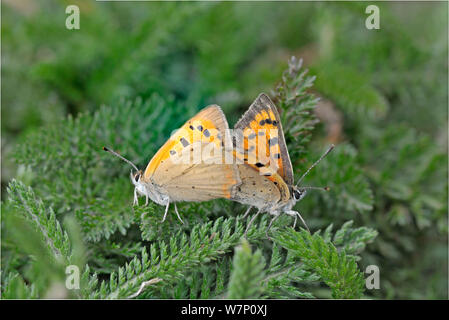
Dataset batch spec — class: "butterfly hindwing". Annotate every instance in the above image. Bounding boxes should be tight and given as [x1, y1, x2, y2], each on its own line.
[161, 157, 238, 202]
[234, 93, 294, 186]
[232, 164, 282, 209]
[143, 105, 240, 201]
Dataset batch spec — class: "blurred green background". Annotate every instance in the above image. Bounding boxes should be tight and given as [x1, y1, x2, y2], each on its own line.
[2, 0, 448, 299]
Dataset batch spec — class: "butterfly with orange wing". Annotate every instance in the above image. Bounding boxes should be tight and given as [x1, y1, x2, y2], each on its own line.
[104, 105, 240, 223]
[232, 93, 334, 238]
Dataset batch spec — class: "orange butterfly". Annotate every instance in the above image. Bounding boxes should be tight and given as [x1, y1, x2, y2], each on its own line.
[232, 93, 334, 238]
[104, 105, 240, 223]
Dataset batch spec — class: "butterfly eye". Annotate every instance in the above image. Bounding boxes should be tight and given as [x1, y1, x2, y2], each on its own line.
[134, 173, 140, 182]
[293, 189, 302, 200]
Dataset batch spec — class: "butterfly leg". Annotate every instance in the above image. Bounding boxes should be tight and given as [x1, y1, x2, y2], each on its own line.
[286, 210, 310, 233]
[239, 206, 252, 220]
[161, 202, 170, 223]
[266, 214, 281, 240]
[145, 194, 149, 206]
[133, 188, 138, 206]
[174, 203, 184, 224]
[244, 209, 261, 238]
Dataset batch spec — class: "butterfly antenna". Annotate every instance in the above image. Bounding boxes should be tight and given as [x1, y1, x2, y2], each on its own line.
[301, 186, 330, 192]
[103, 146, 139, 172]
[295, 144, 335, 187]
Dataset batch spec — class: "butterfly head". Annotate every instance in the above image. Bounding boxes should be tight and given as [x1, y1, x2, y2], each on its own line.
[132, 170, 143, 184]
[290, 185, 330, 203]
[131, 169, 143, 187]
[292, 187, 307, 202]
[130, 169, 147, 197]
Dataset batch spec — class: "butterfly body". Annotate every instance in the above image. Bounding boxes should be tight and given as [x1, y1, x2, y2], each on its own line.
[232, 93, 315, 234]
[127, 105, 241, 221]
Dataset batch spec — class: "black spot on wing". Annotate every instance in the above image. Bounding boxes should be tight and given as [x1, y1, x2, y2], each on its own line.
[263, 173, 271, 176]
[268, 137, 279, 146]
[180, 137, 190, 147]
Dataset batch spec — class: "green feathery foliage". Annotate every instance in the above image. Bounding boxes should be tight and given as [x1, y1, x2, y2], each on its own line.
[7, 180, 72, 264]
[3, 56, 376, 300]
[2, 1, 447, 300]
[227, 239, 266, 299]
[1, 272, 38, 299]
[274, 228, 365, 299]
[94, 217, 270, 299]
[4, 180, 97, 298]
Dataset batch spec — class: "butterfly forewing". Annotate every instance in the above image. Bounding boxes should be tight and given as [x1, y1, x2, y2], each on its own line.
[143, 105, 240, 201]
[234, 93, 294, 186]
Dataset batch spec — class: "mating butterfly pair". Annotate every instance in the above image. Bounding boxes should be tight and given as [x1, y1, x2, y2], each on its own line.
[104, 93, 334, 238]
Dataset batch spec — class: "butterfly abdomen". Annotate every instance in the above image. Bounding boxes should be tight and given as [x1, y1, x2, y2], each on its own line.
[232, 164, 291, 213]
